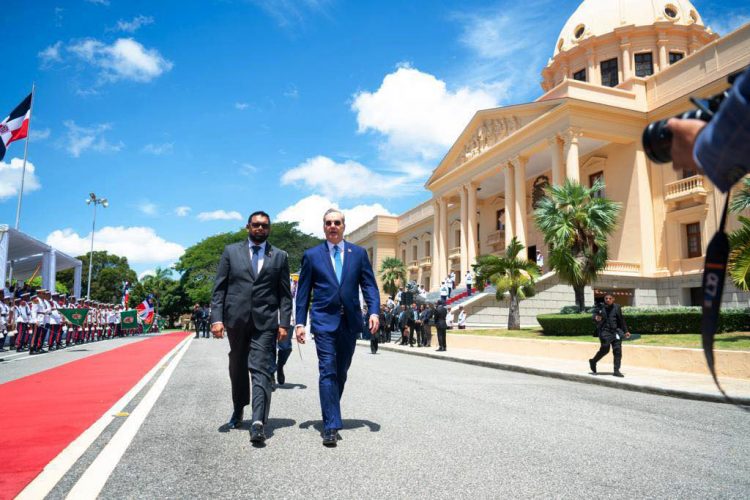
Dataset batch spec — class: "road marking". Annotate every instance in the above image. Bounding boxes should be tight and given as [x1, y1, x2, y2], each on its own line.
[65, 336, 192, 499]
[15, 335, 192, 500]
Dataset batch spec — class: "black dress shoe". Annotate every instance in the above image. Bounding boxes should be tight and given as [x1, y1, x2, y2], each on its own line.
[277, 365, 285, 385]
[229, 409, 244, 429]
[322, 429, 337, 447]
[613, 371, 624, 378]
[250, 422, 266, 444]
[589, 359, 597, 374]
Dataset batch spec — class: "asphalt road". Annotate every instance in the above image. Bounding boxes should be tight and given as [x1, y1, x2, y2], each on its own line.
[12, 335, 750, 499]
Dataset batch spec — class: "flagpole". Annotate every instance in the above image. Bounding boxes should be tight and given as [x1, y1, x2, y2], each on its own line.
[14, 83, 35, 230]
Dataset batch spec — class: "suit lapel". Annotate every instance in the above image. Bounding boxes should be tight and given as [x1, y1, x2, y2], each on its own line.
[340, 241, 353, 285]
[255, 244, 274, 281]
[239, 240, 255, 281]
[320, 243, 339, 286]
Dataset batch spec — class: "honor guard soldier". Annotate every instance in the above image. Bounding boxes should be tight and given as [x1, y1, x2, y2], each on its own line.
[0, 290, 9, 351]
[29, 294, 46, 354]
[48, 293, 63, 350]
[38, 290, 52, 350]
[14, 294, 30, 351]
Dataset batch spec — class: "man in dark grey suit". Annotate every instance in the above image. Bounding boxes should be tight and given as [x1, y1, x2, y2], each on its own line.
[211, 211, 292, 444]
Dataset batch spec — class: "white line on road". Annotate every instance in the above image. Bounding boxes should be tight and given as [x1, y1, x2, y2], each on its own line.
[65, 335, 192, 499]
[16, 335, 192, 500]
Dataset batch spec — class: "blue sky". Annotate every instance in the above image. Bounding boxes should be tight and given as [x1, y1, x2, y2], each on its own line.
[1, 0, 747, 276]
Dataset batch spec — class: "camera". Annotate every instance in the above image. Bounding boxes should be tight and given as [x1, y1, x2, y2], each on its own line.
[642, 71, 742, 164]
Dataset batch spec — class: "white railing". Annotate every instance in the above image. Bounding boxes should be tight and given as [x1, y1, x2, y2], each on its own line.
[448, 247, 461, 260]
[664, 175, 707, 203]
[486, 230, 504, 246]
[605, 260, 641, 274]
[420, 256, 432, 267]
[408, 260, 419, 270]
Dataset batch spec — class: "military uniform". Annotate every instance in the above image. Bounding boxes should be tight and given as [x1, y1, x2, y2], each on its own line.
[590, 301, 630, 376]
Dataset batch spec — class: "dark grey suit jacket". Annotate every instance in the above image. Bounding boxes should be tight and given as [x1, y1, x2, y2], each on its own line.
[210, 240, 292, 332]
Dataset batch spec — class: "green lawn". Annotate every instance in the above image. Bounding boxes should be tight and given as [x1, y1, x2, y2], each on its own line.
[453, 328, 750, 351]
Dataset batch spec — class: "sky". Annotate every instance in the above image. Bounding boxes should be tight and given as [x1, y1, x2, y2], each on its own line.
[1, 0, 748, 277]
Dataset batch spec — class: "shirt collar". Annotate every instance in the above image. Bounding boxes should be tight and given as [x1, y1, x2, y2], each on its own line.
[327, 240, 345, 253]
[248, 239, 268, 252]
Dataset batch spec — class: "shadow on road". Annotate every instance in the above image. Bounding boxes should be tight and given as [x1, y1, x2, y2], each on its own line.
[217, 417, 297, 435]
[276, 383, 307, 390]
[299, 419, 381, 434]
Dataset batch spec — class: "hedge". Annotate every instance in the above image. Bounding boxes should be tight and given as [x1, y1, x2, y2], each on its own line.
[537, 308, 750, 335]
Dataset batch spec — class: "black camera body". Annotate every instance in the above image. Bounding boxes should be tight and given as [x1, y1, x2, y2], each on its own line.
[642, 70, 743, 164]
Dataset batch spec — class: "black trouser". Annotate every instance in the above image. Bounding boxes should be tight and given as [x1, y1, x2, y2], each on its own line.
[422, 324, 432, 347]
[194, 320, 201, 338]
[370, 332, 378, 353]
[436, 327, 447, 350]
[400, 326, 408, 345]
[228, 323, 275, 424]
[201, 320, 210, 338]
[408, 322, 416, 345]
[591, 335, 622, 371]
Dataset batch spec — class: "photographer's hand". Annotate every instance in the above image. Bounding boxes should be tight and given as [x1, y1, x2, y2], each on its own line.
[667, 118, 706, 174]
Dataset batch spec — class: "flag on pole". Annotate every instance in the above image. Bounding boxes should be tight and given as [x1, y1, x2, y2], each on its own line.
[0, 93, 32, 162]
[121, 281, 130, 307]
[136, 297, 155, 325]
[120, 309, 138, 330]
[59, 308, 89, 327]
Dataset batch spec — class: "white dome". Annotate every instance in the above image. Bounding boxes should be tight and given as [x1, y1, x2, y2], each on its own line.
[553, 0, 706, 57]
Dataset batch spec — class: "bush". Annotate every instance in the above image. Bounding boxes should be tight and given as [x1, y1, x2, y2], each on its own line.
[538, 307, 750, 336]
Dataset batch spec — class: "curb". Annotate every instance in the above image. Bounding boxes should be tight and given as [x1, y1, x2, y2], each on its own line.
[359, 341, 750, 406]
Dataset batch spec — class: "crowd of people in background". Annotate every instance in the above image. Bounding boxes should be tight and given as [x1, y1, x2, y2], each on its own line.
[0, 288, 145, 355]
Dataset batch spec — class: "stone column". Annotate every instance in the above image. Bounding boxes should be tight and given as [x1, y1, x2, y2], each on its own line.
[466, 182, 478, 270]
[42, 249, 56, 292]
[548, 136, 564, 185]
[459, 187, 468, 284]
[562, 128, 582, 182]
[438, 197, 449, 283]
[512, 156, 528, 247]
[657, 32, 668, 71]
[586, 48, 599, 86]
[431, 199, 441, 291]
[634, 144, 657, 275]
[73, 262, 82, 298]
[0, 225, 8, 289]
[620, 39, 632, 80]
[504, 162, 515, 248]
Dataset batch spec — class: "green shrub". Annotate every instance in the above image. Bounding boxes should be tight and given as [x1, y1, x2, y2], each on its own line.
[538, 308, 750, 336]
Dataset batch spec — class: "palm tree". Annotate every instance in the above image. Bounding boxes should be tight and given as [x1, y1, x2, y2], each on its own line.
[473, 237, 539, 330]
[729, 177, 750, 290]
[378, 257, 406, 298]
[533, 178, 621, 311]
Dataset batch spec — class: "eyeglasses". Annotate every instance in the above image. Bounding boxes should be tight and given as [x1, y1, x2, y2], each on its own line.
[325, 220, 343, 227]
[250, 222, 269, 229]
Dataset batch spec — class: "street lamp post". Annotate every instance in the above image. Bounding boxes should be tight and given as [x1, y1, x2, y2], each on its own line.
[85, 192, 108, 300]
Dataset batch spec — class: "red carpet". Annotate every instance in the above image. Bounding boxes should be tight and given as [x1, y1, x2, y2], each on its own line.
[0, 332, 190, 499]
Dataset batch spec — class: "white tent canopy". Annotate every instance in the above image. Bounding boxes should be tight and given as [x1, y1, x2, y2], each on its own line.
[0, 225, 82, 297]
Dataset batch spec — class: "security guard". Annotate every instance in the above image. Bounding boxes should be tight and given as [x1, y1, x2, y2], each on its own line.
[590, 293, 631, 377]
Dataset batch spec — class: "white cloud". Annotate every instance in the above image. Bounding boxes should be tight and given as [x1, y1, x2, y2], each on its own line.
[238, 163, 258, 176]
[351, 65, 498, 160]
[38, 41, 62, 65]
[0, 158, 42, 200]
[63, 120, 123, 157]
[67, 37, 172, 83]
[85, 0, 110, 5]
[250, 0, 331, 28]
[234, 102, 249, 110]
[276, 194, 395, 237]
[705, 11, 750, 35]
[284, 85, 299, 98]
[197, 210, 243, 221]
[30, 128, 51, 141]
[46, 226, 185, 264]
[281, 155, 429, 199]
[174, 206, 191, 217]
[142, 142, 173, 155]
[113, 15, 154, 33]
[139, 201, 158, 216]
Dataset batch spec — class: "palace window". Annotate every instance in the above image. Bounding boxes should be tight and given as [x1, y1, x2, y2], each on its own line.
[664, 5, 678, 19]
[496, 209, 505, 231]
[589, 171, 605, 198]
[424, 241, 430, 257]
[686, 223, 702, 258]
[455, 229, 461, 248]
[412, 245, 418, 261]
[401, 249, 406, 263]
[669, 52, 684, 64]
[574, 24, 585, 39]
[600, 58, 619, 87]
[573, 68, 586, 82]
[682, 166, 698, 179]
[634, 52, 654, 77]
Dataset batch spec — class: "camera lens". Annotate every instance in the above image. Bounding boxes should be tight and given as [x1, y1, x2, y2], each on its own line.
[642, 120, 673, 163]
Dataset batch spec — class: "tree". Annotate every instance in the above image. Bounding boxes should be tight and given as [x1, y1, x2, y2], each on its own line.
[533, 179, 621, 311]
[173, 221, 322, 305]
[729, 177, 750, 290]
[28, 276, 69, 295]
[57, 251, 138, 302]
[130, 267, 190, 324]
[378, 257, 406, 298]
[473, 237, 539, 330]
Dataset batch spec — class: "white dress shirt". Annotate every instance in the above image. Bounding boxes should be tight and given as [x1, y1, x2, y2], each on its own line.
[326, 240, 345, 269]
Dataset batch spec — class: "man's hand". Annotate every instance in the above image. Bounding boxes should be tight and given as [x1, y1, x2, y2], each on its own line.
[211, 322, 225, 339]
[278, 326, 288, 342]
[625, 331, 632, 339]
[667, 118, 706, 174]
[295, 325, 306, 344]
[594, 314, 602, 322]
[368, 315, 379, 335]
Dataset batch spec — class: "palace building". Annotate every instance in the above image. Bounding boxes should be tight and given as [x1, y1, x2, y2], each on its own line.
[347, 0, 750, 326]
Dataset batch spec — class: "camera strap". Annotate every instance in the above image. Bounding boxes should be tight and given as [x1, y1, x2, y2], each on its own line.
[700, 197, 749, 410]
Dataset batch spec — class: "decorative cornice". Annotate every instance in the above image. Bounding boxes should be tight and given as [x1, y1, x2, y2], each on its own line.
[451, 116, 521, 170]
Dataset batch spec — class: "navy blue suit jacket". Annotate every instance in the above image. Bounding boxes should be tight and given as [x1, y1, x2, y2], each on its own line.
[295, 241, 380, 334]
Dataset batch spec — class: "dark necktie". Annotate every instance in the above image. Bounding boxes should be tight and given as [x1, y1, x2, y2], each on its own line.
[251, 245, 261, 276]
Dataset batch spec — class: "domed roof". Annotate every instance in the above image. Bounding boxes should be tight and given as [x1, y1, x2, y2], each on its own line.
[553, 0, 706, 57]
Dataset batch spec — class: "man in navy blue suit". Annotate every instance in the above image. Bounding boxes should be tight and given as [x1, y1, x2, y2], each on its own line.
[295, 208, 381, 447]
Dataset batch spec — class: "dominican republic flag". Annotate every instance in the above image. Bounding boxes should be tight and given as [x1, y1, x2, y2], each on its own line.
[136, 297, 155, 325]
[121, 281, 130, 307]
[0, 93, 32, 162]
